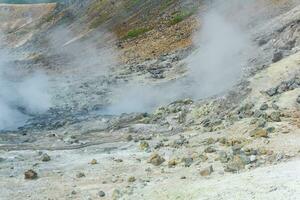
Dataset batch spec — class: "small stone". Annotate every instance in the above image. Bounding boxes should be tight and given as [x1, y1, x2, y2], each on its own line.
[98, 191, 105, 197]
[112, 189, 122, 200]
[232, 145, 242, 155]
[243, 148, 258, 156]
[90, 159, 97, 165]
[269, 111, 281, 122]
[145, 167, 152, 172]
[200, 165, 213, 176]
[76, 172, 85, 178]
[253, 110, 263, 118]
[154, 141, 164, 149]
[272, 51, 283, 63]
[256, 118, 266, 128]
[266, 127, 275, 133]
[199, 154, 209, 162]
[249, 155, 257, 163]
[24, 170, 38, 180]
[258, 148, 269, 155]
[250, 128, 268, 138]
[297, 96, 300, 104]
[218, 151, 229, 163]
[171, 136, 188, 148]
[239, 154, 251, 165]
[128, 176, 136, 183]
[113, 158, 123, 163]
[258, 38, 268, 46]
[148, 153, 165, 166]
[218, 137, 227, 145]
[260, 103, 269, 111]
[41, 153, 51, 162]
[266, 88, 278, 96]
[225, 155, 246, 173]
[181, 157, 193, 167]
[168, 159, 179, 168]
[204, 146, 216, 153]
[204, 137, 215, 145]
[71, 190, 77, 195]
[272, 103, 279, 110]
[139, 141, 150, 151]
[126, 135, 133, 141]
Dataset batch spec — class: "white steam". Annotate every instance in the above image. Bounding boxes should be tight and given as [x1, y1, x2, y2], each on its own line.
[186, 9, 251, 98]
[0, 38, 51, 130]
[107, 3, 253, 114]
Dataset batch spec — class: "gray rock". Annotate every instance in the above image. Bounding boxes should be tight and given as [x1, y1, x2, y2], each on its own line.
[266, 127, 276, 133]
[272, 51, 283, 63]
[232, 145, 242, 155]
[71, 190, 77, 195]
[218, 151, 229, 163]
[277, 82, 289, 93]
[76, 172, 85, 178]
[266, 88, 278, 96]
[225, 155, 246, 173]
[204, 146, 216, 153]
[260, 103, 269, 111]
[297, 96, 300, 104]
[41, 153, 51, 162]
[154, 141, 164, 149]
[182, 157, 193, 167]
[269, 111, 281, 122]
[257, 118, 267, 128]
[98, 191, 105, 197]
[272, 103, 279, 110]
[253, 110, 263, 118]
[171, 136, 188, 148]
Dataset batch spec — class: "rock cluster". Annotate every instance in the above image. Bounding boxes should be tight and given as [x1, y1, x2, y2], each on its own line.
[266, 76, 300, 96]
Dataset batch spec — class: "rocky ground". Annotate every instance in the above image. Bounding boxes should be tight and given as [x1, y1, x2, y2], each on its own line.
[1, 0, 300, 200]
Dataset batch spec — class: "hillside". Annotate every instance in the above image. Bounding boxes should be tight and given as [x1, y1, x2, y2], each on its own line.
[0, 0, 300, 199]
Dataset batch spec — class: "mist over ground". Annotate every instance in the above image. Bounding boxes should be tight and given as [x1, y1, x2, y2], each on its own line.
[0, 0, 256, 129]
[105, 1, 254, 114]
[0, 36, 50, 130]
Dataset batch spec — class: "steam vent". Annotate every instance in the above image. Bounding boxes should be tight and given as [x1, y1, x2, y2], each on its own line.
[1, 0, 300, 199]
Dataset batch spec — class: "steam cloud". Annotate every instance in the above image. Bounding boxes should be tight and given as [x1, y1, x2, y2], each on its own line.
[0, 37, 51, 130]
[106, 1, 253, 114]
[0, 0, 256, 129]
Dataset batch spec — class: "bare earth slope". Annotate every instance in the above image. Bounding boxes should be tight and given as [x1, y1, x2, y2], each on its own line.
[0, 1, 300, 200]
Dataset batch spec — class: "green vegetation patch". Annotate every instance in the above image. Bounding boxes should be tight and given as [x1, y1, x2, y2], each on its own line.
[126, 27, 151, 38]
[168, 8, 197, 25]
[160, 0, 175, 11]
